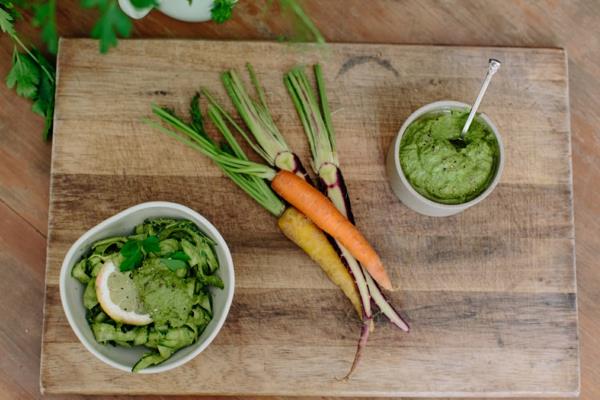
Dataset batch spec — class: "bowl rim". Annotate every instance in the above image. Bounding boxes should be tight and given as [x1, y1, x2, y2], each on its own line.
[59, 201, 235, 374]
[392, 100, 505, 210]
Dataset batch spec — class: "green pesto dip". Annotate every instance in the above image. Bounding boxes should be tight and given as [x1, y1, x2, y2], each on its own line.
[133, 258, 193, 328]
[399, 110, 500, 204]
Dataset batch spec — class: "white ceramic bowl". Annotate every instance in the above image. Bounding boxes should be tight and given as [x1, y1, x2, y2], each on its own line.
[59, 201, 235, 373]
[386, 101, 505, 217]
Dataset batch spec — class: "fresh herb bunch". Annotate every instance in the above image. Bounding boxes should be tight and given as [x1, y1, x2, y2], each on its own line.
[1, 0, 322, 141]
[1, 0, 55, 140]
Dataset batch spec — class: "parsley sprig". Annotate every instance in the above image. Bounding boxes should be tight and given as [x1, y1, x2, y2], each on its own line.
[119, 235, 193, 272]
[119, 235, 160, 271]
[0, 0, 322, 142]
[32, 0, 58, 54]
[1, 0, 56, 140]
[211, 0, 236, 24]
[82, 0, 133, 53]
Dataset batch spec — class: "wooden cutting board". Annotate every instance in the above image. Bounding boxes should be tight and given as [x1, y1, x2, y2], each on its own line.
[41, 39, 578, 397]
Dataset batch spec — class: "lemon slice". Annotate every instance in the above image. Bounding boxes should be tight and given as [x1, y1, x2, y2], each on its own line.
[95, 260, 152, 326]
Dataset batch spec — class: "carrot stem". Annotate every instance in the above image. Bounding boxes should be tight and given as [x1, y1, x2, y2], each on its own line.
[340, 319, 371, 380]
[219, 67, 312, 182]
[148, 103, 283, 216]
[221, 67, 289, 166]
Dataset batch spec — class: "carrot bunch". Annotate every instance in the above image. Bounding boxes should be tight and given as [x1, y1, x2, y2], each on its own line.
[148, 65, 409, 378]
[149, 104, 390, 289]
[215, 63, 409, 378]
[285, 65, 412, 377]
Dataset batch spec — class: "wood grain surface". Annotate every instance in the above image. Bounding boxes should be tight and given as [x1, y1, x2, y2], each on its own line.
[1, 1, 599, 400]
[38, 39, 577, 397]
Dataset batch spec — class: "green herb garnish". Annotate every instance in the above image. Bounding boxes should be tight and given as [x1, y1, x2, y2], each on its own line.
[119, 235, 160, 271]
[211, 0, 236, 23]
[32, 0, 58, 54]
[1, 1, 56, 140]
[81, 0, 133, 54]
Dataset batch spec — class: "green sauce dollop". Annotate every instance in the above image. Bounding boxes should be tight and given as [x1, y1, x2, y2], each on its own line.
[399, 110, 500, 204]
[133, 258, 193, 328]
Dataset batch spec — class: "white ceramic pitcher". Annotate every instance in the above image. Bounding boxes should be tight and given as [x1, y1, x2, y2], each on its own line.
[118, 0, 215, 22]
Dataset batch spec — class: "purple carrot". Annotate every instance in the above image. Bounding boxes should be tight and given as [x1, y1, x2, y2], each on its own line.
[285, 63, 411, 377]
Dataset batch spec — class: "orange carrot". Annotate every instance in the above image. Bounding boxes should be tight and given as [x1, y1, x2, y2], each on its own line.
[271, 170, 393, 290]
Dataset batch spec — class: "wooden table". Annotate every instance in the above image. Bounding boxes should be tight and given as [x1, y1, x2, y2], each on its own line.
[0, 1, 598, 399]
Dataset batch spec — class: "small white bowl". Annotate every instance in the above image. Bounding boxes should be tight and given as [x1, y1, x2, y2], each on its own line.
[386, 100, 505, 217]
[59, 201, 235, 373]
[118, 0, 215, 22]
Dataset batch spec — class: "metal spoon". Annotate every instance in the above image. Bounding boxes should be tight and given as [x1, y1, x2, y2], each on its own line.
[451, 58, 501, 148]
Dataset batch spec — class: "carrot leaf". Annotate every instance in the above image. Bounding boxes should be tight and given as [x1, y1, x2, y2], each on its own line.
[148, 99, 284, 217]
[221, 66, 290, 164]
[284, 65, 337, 172]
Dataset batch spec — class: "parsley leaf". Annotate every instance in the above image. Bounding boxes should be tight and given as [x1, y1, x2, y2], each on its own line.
[31, 48, 55, 139]
[81, 0, 132, 53]
[31, 62, 54, 139]
[119, 237, 142, 271]
[2, 1, 56, 139]
[120, 238, 140, 257]
[0, 0, 22, 24]
[32, 0, 58, 54]
[119, 235, 159, 272]
[0, 6, 16, 37]
[119, 247, 142, 271]
[211, 0, 236, 24]
[141, 235, 160, 253]
[6, 49, 40, 99]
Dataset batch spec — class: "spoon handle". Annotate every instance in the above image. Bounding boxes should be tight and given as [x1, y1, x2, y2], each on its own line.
[461, 58, 501, 137]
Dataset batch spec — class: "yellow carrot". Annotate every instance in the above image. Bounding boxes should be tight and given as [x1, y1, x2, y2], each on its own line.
[277, 207, 362, 318]
[272, 170, 393, 290]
